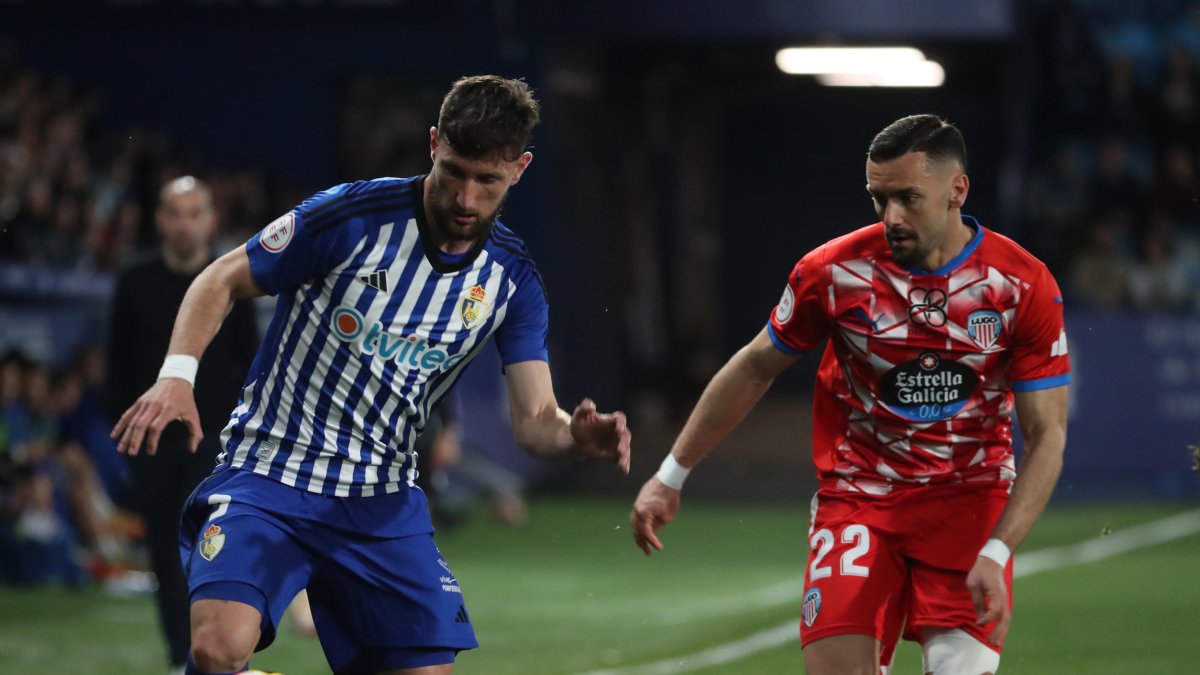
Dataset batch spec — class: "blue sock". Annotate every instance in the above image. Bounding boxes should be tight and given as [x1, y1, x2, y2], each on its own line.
[184, 651, 244, 675]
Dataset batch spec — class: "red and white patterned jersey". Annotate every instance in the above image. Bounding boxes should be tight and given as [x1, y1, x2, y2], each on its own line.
[768, 218, 1070, 494]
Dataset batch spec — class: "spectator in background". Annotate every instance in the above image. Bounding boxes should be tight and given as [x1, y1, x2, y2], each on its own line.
[60, 346, 131, 508]
[105, 176, 259, 675]
[1151, 145, 1199, 232]
[1097, 54, 1152, 139]
[1152, 47, 1200, 152]
[1023, 145, 1091, 275]
[1070, 213, 1132, 310]
[1089, 139, 1147, 234]
[1127, 221, 1194, 312]
[0, 354, 100, 588]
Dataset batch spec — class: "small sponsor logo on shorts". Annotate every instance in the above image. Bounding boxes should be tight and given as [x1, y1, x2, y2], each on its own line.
[802, 588, 821, 627]
[439, 558, 460, 593]
[200, 525, 225, 562]
[255, 441, 277, 461]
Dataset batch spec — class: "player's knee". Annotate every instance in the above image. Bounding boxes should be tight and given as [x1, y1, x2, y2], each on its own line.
[191, 614, 258, 672]
[921, 628, 1000, 675]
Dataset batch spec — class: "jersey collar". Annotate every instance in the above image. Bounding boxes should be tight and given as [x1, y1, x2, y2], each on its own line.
[904, 215, 984, 277]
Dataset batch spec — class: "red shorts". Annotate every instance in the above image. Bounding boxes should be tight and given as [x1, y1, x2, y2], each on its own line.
[798, 483, 1012, 661]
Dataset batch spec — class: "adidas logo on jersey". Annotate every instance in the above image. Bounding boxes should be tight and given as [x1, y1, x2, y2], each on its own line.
[359, 269, 389, 293]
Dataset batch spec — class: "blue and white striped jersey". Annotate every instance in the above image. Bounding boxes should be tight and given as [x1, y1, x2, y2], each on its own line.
[218, 176, 548, 497]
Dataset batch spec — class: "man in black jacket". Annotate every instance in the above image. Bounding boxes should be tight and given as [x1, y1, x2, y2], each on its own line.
[106, 176, 259, 674]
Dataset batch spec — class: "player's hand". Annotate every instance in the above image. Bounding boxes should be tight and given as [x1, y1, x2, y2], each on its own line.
[569, 398, 632, 474]
[111, 378, 203, 457]
[630, 476, 680, 556]
[966, 555, 1011, 645]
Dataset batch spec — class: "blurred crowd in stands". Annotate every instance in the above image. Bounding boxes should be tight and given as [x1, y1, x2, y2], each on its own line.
[0, 45, 280, 273]
[0, 345, 144, 586]
[1025, 0, 1200, 312]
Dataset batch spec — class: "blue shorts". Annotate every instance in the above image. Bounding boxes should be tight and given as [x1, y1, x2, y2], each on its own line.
[180, 466, 477, 673]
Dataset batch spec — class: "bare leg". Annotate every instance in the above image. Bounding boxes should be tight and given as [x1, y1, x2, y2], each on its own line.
[803, 633, 881, 675]
[378, 665, 454, 675]
[190, 599, 261, 672]
[287, 589, 317, 637]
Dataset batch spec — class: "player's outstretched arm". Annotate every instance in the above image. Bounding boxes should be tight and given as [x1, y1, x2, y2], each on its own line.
[966, 384, 1068, 645]
[111, 247, 264, 457]
[631, 327, 797, 556]
[503, 360, 632, 473]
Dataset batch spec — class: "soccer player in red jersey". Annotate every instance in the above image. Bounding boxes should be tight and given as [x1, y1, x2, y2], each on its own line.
[630, 115, 1069, 675]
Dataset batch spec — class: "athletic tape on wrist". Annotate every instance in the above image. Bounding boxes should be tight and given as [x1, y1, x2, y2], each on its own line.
[157, 354, 199, 386]
[978, 538, 1011, 566]
[655, 454, 692, 490]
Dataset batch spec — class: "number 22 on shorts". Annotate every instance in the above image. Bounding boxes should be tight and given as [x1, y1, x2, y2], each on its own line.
[809, 525, 871, 579]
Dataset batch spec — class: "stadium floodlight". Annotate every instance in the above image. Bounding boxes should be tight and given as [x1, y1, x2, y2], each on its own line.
[775, 47, 926, 74]
[816, 60, 946, 88]
[775, 46, 945, 88]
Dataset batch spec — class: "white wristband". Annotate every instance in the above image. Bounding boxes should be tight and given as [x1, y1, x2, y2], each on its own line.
[655, 454, 692, 491]
[978, 538, 1011, 567]
[157, 354, 199, 386]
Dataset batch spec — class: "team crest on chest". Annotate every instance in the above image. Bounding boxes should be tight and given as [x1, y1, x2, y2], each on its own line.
[967, 310, 1003, 350]
[200, 524, 225, 561]
[460, 284, 490, 328]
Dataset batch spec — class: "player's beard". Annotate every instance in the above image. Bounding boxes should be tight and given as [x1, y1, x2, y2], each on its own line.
[429, 194, 504, 244]
[885, 228, 928, 267]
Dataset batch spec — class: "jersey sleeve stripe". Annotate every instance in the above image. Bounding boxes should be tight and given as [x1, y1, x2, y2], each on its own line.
[1011, 373, 1071, 392]
[298, 178, 414, 224]
[767, 322, 803, 356]
[305, 198, 414, 236]
[490, 239, 547, 298]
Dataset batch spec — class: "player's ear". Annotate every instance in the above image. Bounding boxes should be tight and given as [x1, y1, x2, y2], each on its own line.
[511, 152, 533, 185]
[949, 172, 969, 210]
[429, 127, 440, 162]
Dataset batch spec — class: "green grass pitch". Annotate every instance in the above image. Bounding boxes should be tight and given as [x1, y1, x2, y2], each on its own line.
[0, 500, 1196, 674]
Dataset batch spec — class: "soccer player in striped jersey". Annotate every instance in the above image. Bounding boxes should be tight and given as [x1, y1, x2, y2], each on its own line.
[630, 115, 1069, 675]
[112, 75, 631, 675]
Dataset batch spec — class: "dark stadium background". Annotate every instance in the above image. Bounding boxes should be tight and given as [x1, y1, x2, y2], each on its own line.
[1, 3, 1199, 671]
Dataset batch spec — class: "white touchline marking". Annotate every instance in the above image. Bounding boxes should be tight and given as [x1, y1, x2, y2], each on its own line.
[576, 508, 1200, 675]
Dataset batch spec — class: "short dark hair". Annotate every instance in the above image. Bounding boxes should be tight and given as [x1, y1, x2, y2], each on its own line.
[867, 114, 967, 172]
[437, 75, 541, 161]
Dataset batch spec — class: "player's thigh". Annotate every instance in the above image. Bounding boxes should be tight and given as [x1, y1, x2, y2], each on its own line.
[308, 532, 477, 673]
[801, 494, 907, 650]
[803, 633, 881, 675]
